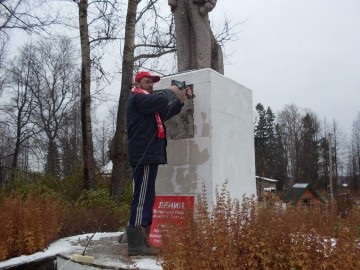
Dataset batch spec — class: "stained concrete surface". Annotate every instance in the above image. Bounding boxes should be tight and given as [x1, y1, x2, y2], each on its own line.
[58, 234, 162, 270]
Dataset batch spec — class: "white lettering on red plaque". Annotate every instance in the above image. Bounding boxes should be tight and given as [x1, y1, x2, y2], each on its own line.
[149, 194, 195, 247]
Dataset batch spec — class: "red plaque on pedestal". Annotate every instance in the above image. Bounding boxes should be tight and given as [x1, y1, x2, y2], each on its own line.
[149, 194, 195, 247]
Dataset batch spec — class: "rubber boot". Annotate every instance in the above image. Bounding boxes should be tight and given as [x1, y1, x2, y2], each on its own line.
[144, 226, 151, 247]
[144, 226, 159, 254]
[126, 226, 156, 256]
[120, 226, 149, 245]
[118, 230, 127, 243]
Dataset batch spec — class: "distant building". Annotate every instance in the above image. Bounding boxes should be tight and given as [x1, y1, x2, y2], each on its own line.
[284, 183, 323, 205]
[256, 176, 278, 198]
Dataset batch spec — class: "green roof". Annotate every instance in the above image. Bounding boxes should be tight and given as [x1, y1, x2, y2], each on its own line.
[284, 183, 322, 204]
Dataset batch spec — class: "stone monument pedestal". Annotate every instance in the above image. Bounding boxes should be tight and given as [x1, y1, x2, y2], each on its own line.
[154, 68, 256, 204]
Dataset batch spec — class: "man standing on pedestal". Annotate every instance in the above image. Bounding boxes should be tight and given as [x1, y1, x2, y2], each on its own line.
[125, 71, 193, 256]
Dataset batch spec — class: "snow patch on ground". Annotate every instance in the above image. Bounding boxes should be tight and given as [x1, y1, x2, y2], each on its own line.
[0, 232, 161, 270]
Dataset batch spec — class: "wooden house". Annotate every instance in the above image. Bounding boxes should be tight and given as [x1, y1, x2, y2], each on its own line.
[284, 183, 322, 205]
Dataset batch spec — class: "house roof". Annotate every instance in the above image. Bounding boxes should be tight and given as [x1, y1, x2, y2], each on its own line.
[284, 183, 322, 203]
[293, 183, 308, 188]
[256, 176, 278, 183]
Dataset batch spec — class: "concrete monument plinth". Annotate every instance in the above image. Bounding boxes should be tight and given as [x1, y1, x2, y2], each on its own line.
[154, 68, 256, 204]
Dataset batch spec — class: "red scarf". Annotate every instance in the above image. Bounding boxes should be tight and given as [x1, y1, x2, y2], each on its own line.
[132, 88, 165, 139]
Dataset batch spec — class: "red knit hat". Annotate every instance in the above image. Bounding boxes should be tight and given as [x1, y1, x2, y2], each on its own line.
[135, 71, 160, 83]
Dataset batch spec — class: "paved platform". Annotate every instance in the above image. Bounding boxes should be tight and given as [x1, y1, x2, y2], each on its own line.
[57, 232, 162, 270]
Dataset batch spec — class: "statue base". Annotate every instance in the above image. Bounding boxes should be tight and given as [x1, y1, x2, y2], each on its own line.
[154, 68, 256, 204]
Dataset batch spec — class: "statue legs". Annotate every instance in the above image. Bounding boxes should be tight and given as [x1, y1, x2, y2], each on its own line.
[172, 1, 212, 71]
[188, 3, 212, 70]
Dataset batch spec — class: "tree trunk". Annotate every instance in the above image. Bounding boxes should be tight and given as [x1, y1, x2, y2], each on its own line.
[110, 0, 138, 201]
[45, 138, 59, 176]
[79, 0, 96, 190]
[10, 134, 20, 181]
[11, 132, 21, 172]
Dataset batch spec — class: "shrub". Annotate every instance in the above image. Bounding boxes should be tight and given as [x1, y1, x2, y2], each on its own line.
[0, 169, 130, 260]
[59, 188, 129, 237]
[159, 183, 360, 270]
[0, 192, 63, 261]
[59, 204, 126, 237]
[5, 171, 59, 199]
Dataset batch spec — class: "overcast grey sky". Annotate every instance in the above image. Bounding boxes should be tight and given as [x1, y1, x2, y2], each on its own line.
[211, 0, 360, 134]
[6, 1, 359, 134]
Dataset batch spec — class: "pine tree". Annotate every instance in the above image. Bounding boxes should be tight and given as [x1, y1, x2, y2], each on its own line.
[254, 103, 268, 177]
[255, 103, 288, 190]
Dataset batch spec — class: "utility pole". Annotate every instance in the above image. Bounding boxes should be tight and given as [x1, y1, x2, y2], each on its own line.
[328, 133, 334, 201]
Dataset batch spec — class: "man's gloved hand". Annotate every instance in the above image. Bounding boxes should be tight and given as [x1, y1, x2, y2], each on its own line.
[170, 85, 193, 103]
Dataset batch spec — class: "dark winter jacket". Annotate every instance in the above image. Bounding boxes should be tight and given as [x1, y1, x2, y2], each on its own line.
[126, 89, 183, 167]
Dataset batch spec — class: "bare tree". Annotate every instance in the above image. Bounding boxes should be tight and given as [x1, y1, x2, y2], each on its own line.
[25, 36, 80, 176]
[0, 0, 57, 35]
[277, 104, 304, 186]
[0, 47, 39, 179]
[110, 0, 139, 201]
[0, 122, 13, 184]
[58, 103, 82, 176]
[0, 0, 59, 98]
[329, 120, 348, 178]
[93, 119, 112, 168]
[0, 38, 7, 96]
[77, 0, 97, 189]
[0, 48, 37, 174]
[0, 0, 58, 177]
[61, 0, 123, 189]
[133, 0, 177, 71]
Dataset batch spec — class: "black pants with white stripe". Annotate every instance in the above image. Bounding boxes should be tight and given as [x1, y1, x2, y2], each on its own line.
[129, 164, 158, 227]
